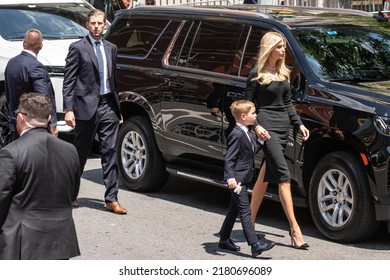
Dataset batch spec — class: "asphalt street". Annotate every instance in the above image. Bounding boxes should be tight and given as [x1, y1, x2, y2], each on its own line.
[72, 156, 390, 260]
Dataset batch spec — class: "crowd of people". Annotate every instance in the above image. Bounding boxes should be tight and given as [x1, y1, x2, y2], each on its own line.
[0, 9, 127, 260]
[0, 8, 310, 259]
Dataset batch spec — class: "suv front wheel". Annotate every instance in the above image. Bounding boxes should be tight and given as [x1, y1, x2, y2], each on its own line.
[309, 151, 378, 242]
[117, 115, 168, 192]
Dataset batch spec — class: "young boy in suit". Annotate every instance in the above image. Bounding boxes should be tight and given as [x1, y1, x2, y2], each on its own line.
[218, 100, 275, 257]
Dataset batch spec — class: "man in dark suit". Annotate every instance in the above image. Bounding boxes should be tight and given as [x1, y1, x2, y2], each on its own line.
[4, 29, 58, 139]
[219, 100, 275, 257]
[0, 92, 80, 260]
[63, 9, 127, 214]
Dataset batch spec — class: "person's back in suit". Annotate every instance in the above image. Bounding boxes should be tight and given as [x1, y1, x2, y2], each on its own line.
[0, 92, 80, 260]
[4, 29, 58, 138]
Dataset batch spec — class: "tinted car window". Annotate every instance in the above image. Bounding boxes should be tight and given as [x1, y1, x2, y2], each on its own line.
[169, 21, 193, 67]
[293, 26, 390, 81]
[108, 18, 170, 57]
[175, 21, 246, 74]
[0, 4, 89, 39]
[238, 26, 267, 77]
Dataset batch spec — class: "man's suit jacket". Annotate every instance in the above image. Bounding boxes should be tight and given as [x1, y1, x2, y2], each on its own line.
[62, 36, 120, 120]
[0, 128, 80, 260]
[224, 125, 262, 185]
[4, 51, 57, 131]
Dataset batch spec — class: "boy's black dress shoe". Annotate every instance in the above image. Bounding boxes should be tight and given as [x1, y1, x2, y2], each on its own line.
[251, 238, 276, 257]
[218, 239, 241, 251]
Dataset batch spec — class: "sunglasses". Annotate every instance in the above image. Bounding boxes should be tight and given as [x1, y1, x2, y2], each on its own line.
[15, 109, 28, 116]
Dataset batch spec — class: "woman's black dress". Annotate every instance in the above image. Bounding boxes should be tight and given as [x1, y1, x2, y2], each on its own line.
[245, 68, 302, 184]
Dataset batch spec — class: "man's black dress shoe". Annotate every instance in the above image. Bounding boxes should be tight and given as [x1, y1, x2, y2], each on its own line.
[218, 239, 241, 251]
[256, 233, 265, 239]
[251, 238, 276, 257]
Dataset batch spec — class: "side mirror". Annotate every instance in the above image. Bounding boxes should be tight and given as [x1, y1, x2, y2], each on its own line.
[373, 12, 388, 23]
[291, 72, 310, 104]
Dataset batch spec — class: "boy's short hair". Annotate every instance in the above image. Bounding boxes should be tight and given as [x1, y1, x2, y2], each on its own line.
[230, 100, 256, 120]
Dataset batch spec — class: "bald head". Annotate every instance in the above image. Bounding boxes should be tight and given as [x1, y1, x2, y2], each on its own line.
[23, 29, 43, 54]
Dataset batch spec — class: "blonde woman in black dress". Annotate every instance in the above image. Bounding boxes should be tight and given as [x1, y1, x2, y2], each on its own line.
[245, 31, 310, 249]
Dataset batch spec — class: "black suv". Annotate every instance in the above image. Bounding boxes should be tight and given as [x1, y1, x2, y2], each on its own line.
[105, 5, 390, 242]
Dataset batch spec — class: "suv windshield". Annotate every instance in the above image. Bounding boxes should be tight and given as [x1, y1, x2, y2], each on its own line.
[292, 25, 390, 81]
[0, 4, 89, 40]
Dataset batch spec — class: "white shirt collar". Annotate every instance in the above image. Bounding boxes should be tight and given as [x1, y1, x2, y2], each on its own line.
[23, 49, 37, 58]
[236, 122, 249, 133]
[19, 127, 33, 137]
[89, 35, 102, 45]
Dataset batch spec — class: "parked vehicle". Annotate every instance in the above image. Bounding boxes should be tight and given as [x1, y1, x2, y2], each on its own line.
[87, 0, 127, 21]
[104, 5, 390, 242]
[0, 0, 95, 147]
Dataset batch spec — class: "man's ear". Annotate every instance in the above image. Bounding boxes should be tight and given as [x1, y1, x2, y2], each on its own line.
[48, 115, 52, 123]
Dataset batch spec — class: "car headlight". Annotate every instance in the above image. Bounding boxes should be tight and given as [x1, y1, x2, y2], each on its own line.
[374, 115, 390, 136]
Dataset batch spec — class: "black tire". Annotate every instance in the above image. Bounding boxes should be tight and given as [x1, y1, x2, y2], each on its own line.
[308, 151, 379, 242]
[0, 94, 11, 148]
[117, 115, 168, 192]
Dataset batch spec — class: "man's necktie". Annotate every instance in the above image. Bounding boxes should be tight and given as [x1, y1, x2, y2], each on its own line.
[95, 41, 105, 95]
[247, 130, 255, 153]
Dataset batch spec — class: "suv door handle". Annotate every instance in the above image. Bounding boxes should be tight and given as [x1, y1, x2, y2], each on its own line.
[167, 80, 184, 88]
[226, 91, 244, 99]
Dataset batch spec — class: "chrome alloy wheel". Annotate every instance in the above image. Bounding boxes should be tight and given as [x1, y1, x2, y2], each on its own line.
[317, 169, 353, 228]
[120, 130, 146, 180]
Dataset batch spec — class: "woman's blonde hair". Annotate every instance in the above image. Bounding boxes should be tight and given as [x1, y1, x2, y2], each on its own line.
[252, 31, 290, 85]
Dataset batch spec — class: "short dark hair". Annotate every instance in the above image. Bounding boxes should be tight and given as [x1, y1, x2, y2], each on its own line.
[18, 92, 51, 123]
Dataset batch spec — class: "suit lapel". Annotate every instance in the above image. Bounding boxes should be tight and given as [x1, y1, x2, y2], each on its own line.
[241, 126, 252, 145]
[102, 39, 112, 77]
[85, 37, 112, 77]
[84, 36, 99, 71]
[236, 125, 252, 151]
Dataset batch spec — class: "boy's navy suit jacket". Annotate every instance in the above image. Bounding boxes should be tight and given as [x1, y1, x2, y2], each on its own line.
[224, 124, 262, 185]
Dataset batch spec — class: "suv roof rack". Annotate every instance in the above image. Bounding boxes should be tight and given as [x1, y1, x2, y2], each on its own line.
[131, 4, 372, 18]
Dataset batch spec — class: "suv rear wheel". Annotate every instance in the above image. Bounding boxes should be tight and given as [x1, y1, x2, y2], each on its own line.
[117, 115, 168, 192]
[309, 151, 379, 242]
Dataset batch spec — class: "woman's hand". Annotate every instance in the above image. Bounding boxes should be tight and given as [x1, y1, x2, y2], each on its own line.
[255, 125, 271, 141]
[299, 124, 310, 141]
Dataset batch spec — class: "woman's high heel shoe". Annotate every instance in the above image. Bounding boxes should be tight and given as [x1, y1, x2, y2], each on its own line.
[289, 229, 309, 250]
